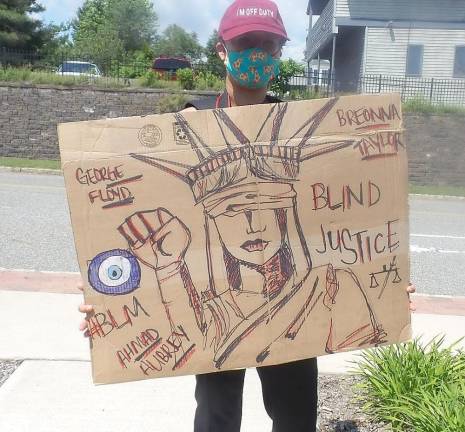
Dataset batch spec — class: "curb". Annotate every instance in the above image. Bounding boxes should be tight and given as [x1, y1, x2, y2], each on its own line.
[1, 270, 465, 316]
[412, 293, 465, 317]
[409, 193, 465, 201]
[0, 166, 62, 176]
[0, 269, 81, 294]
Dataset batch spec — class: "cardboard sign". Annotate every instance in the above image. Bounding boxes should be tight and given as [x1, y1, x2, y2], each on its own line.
[58, 93, 411, 385]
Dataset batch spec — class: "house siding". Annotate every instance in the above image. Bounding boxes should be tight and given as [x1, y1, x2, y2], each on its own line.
[335, 0, 465, 22]
[307, 0, 335, 60]
[364, 27, 465, 78]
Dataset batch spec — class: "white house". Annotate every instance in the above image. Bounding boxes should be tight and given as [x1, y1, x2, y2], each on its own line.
[305, 0, 465, 104]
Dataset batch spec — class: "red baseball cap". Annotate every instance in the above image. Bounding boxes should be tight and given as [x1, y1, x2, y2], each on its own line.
[219, 0, 289, 42]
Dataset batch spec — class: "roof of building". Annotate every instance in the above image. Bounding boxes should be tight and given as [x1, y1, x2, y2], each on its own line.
[152, 57, 191, 70]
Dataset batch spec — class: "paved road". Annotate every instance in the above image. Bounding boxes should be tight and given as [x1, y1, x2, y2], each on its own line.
[409, 197, 465, 296]
[1, 171, 464, 297]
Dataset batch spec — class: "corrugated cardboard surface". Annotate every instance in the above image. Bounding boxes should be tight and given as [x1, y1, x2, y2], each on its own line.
[59, 93, 411, 385]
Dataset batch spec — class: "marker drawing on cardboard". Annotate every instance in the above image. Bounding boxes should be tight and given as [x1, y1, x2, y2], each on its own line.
[59, 93, 411, 384]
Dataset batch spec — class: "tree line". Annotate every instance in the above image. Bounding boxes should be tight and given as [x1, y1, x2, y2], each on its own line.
[1, 0, 304, 94]
[1, 0, 223, 72]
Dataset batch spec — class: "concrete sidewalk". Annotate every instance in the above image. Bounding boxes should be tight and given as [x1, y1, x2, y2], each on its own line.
[0, 283, 464, 432]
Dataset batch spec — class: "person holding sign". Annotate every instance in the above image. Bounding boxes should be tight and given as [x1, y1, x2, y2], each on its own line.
[78, 1, 416, 431]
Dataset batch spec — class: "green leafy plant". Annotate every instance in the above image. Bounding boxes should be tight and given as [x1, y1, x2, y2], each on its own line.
[137, 70, 178, 89]
[193, 70, 223, 91]
[138, 71, 159, 88]
[269, 59, 305, 97]
[156, 94, 192, 114]
[354, 337, 465, 431]
[176, 68, 194, 90]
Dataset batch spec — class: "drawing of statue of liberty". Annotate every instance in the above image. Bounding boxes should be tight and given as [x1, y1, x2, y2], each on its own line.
[109, 98, 386, 369]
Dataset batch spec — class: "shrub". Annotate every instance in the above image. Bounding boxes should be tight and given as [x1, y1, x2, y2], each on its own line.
[115, 63, 147, 79]
[269, 59, 305, 97]
[355, 337, 465, 432]
[193, 70, 224, 91]
[137, 70, 160, 87]
[177, 68, 194, 90]
[156, 94, 192, 114]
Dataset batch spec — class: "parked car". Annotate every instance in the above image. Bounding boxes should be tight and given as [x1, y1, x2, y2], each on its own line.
[152, 56, 191, 80]
[56, 61, 102, 77]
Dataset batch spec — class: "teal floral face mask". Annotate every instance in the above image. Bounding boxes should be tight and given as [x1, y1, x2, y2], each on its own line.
[225, 47, 280, 89]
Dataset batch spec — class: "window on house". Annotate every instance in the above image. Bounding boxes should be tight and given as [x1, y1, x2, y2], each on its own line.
[406, 44, 423, 77]
[453, 46, 465, 78]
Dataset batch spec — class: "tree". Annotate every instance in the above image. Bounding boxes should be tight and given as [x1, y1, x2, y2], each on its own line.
[270, 59, 305, 96]
[72, 0, 158, 60]
[153, 24, 203, 62]
[204, 30, 225, 77]
[108, 0, 157, 52]
[38, 22, 74, 59]
[0, 0, 54, 50]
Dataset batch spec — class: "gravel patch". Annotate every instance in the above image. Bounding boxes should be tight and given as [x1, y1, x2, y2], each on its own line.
[0, 360, 22, 387]
[318, 375, 391, 432]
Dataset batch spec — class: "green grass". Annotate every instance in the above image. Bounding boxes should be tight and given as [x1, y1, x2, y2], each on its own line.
[354, 337, 465, 432]
[402, 97, 465, 115]
[1, 66, 223, 91]
[410, 184, 465, 197]
[0, 67, 130, 89]
[0, 157, 60, 170]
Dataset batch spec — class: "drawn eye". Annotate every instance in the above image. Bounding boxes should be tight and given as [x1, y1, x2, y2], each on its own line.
[105, 264, 124, 281]
[88, 249, 141, 295]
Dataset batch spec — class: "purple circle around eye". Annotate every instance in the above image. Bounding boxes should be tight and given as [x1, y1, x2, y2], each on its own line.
[88, 249, 141, 296]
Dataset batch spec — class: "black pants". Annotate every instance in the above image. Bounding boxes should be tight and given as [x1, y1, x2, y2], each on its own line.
[194, 358, 318, 432]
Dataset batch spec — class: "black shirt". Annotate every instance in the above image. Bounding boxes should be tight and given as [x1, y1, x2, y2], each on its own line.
[185, 90, 281, 110]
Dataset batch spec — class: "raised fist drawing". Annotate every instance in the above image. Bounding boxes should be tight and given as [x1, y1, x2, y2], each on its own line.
[118, 208, 191, 271]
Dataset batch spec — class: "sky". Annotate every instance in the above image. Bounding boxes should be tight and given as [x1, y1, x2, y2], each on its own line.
[39, 0, 311, 61]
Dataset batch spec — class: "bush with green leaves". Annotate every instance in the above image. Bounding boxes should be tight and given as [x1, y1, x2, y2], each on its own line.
[137, 70, 180, 89]
[156, 93, 192, 114]
[193, 70, 224, 91]
[136, 70, 157, 87]
[109, 49, 154, 79]
[270, 59, 305, 97]
[177, 68, 195, 90]
[355, 337, 465, 432]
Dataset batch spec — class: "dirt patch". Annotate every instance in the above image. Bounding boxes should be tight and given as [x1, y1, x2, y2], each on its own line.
[318, 375, 391, 432]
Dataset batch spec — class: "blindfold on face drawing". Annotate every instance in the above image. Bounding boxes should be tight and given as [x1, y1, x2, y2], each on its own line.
[202, 182, 296, 218]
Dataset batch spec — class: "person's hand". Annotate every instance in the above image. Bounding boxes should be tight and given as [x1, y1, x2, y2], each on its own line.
[118, 208, 191, 271]
[78, 282, 94, 338]
[407, 282, 416, 312]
